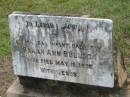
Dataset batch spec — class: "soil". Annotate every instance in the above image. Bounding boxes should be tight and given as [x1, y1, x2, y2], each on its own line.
[0, 56, 15, 97]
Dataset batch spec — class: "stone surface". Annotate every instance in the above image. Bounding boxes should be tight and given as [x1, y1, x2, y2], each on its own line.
[7, 79, 130, 97]
[8, 12, 114, 87]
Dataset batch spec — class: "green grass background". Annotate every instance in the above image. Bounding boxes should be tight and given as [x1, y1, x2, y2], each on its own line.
[0, 0, 130, 67]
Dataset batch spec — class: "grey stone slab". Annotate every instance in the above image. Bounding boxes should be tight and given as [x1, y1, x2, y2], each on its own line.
[8, 12, 114, 87]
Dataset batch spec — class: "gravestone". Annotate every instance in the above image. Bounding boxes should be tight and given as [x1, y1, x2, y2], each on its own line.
[8, 12, 127, 91]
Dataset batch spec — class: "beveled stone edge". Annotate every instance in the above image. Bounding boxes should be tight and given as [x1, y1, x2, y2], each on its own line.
[9, 11, 112, 22]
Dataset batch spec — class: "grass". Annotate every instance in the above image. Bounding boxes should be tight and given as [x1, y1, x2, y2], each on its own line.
[0, 0, 130, 66]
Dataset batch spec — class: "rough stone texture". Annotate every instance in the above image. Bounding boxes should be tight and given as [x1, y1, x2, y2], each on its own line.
[7, 79, 130, 97]
[8, 12, 114, 88]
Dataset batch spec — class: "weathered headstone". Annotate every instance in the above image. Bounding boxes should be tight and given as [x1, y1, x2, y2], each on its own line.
[8, 12, 127, 89]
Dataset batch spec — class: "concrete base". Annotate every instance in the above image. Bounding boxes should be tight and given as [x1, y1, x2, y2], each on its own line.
[7, 79, 130, 97]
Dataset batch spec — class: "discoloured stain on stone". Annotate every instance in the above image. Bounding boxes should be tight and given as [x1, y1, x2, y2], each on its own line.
[8, 13, 114, 87]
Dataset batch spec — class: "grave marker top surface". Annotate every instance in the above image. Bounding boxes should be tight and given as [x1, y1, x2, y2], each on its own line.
[9, 12, 114, 87]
